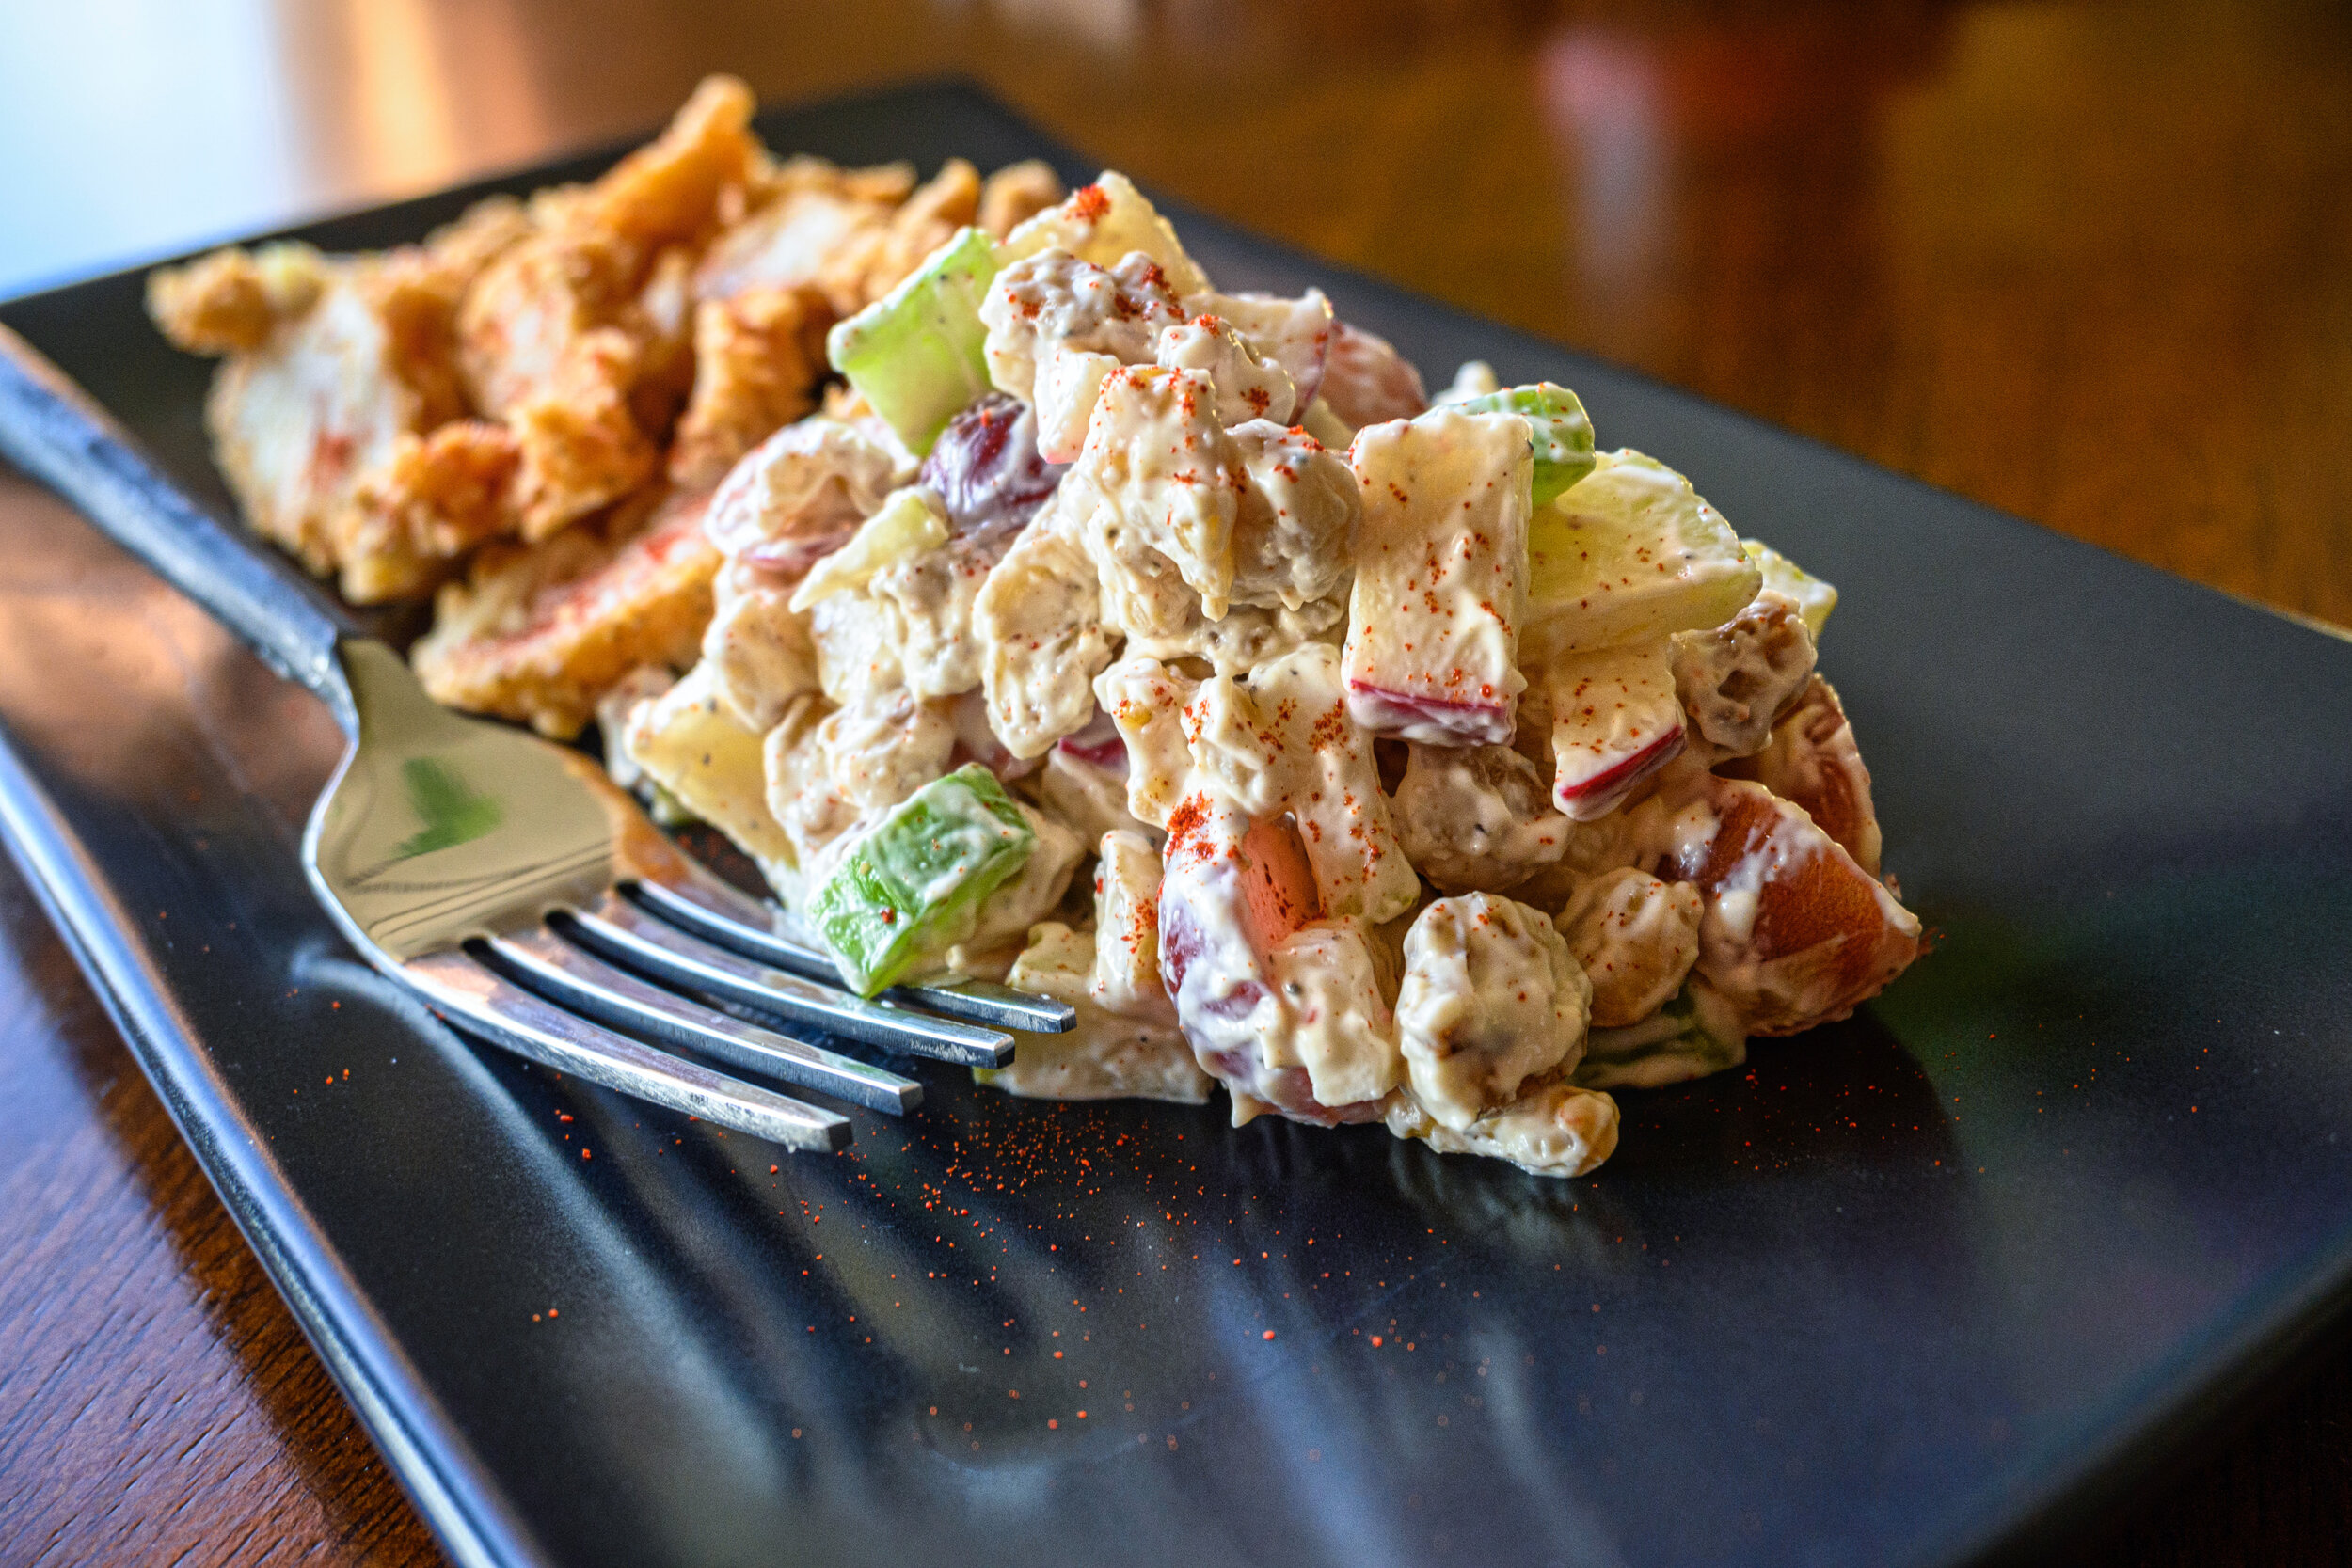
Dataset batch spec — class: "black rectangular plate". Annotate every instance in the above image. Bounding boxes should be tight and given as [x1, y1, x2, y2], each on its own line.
[3, 80, 2349, 1568]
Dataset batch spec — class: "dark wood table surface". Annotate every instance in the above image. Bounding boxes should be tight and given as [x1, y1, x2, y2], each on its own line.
[1, 2, 2347, 1562]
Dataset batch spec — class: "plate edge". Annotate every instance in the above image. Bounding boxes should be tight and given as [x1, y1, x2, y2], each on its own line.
[0, 718, 547, 1568]
[1, 72, 2347, 1568]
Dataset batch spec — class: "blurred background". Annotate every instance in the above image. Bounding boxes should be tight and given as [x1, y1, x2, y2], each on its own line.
[0, 2, 2348, 1563]
[2, 0, 2348, 630]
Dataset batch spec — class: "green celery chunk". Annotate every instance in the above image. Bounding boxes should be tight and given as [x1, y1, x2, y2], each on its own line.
[1447, 382, 1597, 506]
[825, 226, 999, 456]
[1575, 983, 1749, 1091]
[806, 764, 1035, 995]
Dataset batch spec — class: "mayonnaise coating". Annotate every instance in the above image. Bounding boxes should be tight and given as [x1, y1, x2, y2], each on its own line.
[1395, 893, 1592, 1132]
[590, 174, 1925, 1184]
[1556, 866, 1704, 1028]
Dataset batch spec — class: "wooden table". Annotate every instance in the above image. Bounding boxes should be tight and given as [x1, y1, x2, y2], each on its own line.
[0, 2, 2346, 1561]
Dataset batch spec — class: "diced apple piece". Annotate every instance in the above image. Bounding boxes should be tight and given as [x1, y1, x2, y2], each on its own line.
[1157, 794, 1304, 1046]
[623, 662, 795, 869]
[1541, 641, 1687, 820]
[1033, 343, 1119, 463]
[1654, 774, 1919, 1035]
[1343, 409, 1534, 746]
[1184, 643, 1422, 923]
[1091, 829, 1173, 1018]
[1263, 917, 1405, 1110]
[1720, 675, 1883, 878]
[997, 171, 1210, 296]
[1743, 539, 1837, 638]
[1093, 657, 1200, 830]
[788, 485, 947, 610]
[1524, 450, 1762, 660]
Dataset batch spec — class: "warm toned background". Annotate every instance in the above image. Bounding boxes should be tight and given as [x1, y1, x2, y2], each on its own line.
[1, 1, 2347, 1563]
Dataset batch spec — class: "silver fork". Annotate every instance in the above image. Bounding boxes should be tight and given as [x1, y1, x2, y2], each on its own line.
[0, 325, 1073, 1152]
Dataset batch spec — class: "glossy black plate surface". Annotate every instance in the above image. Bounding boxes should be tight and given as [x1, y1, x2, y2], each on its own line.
[3, 81, 2349, 1568]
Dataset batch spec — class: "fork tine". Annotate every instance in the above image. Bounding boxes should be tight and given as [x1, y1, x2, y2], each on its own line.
[481, 927, 922, 1115]
[560, 894, 1016, 1069]
[628, 874, 1078, 1035]
[402, 950, 850, 1151]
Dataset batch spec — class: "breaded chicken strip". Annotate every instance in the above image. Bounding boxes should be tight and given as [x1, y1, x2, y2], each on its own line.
[150, 199, 533, 600]
[411, 486, 721, 737]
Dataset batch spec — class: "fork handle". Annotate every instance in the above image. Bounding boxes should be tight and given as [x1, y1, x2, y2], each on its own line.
[0, 324, 358, 735]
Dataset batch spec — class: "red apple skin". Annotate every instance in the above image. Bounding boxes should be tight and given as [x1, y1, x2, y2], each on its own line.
[1344, 679, 1517, 748]
[1658, 775, 1918, 1036]
[1720, 676, 1882, 878]
[1554, 721, 1686, 821]
[1157, 799, 1384, 1125]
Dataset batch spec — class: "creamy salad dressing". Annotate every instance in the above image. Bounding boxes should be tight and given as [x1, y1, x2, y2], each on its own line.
[1342, 411, 1534, 746]
[615, 168, 1921, 1179]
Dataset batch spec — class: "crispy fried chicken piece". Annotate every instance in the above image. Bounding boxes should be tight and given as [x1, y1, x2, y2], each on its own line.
[580, 73, 759, 251]
[978, 160, 1065, 239]
[411, 487, 721, 737]
[151, 198, 533, 600]
[193, 258, 469, 593]
[453, 77, 763, 542]
[691, 159, 910, 309]
[147, 243, 329, 355]
[341, 420, 523, 602]
[454, 224, 657, 540]
[666, 283, 834, 488]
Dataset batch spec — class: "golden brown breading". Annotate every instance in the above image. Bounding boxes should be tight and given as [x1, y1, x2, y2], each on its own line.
[978, 160, 1065, 239]
[667, 283, 834, 489]
[505, 326, 660, 541]
[340, 420, 523, 601]
[148, 243, 330, 356]
[832, 158, 983, 307]
[445, 82, 762, 542]
[630, 245, 699, 437]
[150, 78, 1068, 631]
[691, 176, 901, 311]
[411, 487, 721, 737]
[581, 74, 758, 251]
[455, 225, 659, 539]
[197, 261, 466, 584]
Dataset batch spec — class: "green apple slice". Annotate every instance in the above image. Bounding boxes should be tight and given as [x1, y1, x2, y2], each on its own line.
[1524, 450, 1762, 657]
